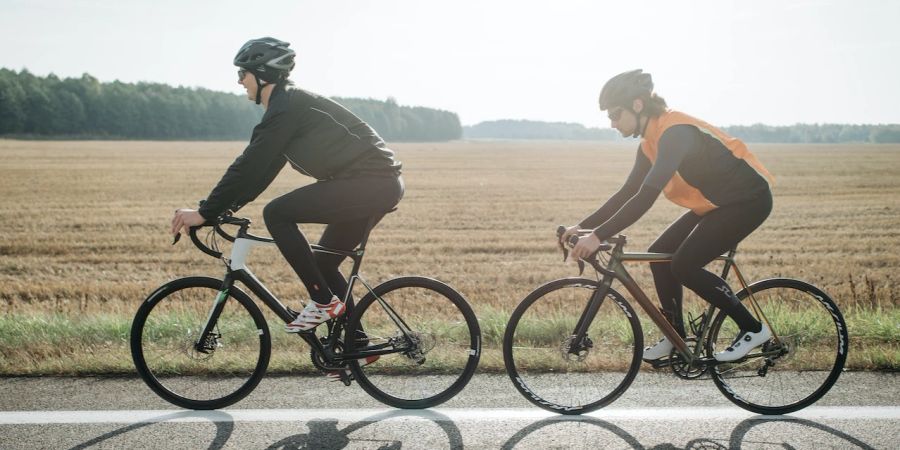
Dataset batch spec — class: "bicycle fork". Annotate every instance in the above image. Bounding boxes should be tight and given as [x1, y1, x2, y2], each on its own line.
[568, 274, 615, 355]
[194, 275, 236, 354]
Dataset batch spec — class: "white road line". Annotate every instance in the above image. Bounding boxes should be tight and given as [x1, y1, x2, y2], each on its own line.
[1, 407, 898, 425]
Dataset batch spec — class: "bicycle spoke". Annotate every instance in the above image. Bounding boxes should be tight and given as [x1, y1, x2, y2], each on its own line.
[504, 279, 642, 414]
[708, 279, 847, 414]
[132, 278, 271, 409]
[349, 278, 480, 408]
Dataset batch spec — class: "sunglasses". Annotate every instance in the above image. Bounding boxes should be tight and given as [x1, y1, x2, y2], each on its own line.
[607, 107, 625, 121]
[238, 69, 248, 81]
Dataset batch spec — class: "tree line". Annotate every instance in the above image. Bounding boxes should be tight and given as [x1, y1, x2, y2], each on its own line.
[0, 69, 462, 141]
[465, 120, 900, 143]
[3, 69, 897, 143]
[464, 119, 900, 143]
[723, 123, 900, 144]
[464, 120, 621, 140]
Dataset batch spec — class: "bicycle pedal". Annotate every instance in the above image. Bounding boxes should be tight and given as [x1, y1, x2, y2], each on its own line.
[646, 357, 674, 369]
[326, 370, 354, 386]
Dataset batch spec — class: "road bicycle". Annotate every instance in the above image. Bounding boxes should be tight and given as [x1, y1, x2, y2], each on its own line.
[503, 227, 848, 415]
[131, 208, 481, 410]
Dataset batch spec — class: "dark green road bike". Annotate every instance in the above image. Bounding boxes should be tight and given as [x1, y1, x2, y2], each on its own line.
[503, 227, 848, 415]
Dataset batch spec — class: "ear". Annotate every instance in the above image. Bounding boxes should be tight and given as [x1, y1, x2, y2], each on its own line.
[632, 98, 644, 114]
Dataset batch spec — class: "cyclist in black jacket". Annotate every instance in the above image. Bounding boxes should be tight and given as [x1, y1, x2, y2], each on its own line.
[171, 37, 403, 335]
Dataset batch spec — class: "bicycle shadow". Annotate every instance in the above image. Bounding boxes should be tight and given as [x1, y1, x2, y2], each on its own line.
[725, 415, 876, 450]
[265, 409, 464, 450]
[64, 409, 877, 449]
[501, 415, 643, 449]
[500, 414, 877, 449]
[67, 410, 235, 450]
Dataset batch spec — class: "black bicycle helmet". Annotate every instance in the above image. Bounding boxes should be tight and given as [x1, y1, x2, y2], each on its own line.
[598, 69, 654, 111]
[234, 37, 295, 83]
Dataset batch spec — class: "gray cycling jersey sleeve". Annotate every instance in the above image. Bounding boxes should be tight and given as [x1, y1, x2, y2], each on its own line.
[588, 125, 699, 240]
[641, 125, 698, 191]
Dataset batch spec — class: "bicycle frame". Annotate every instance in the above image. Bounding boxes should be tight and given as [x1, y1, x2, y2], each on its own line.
[194, 224, 414, 365]
[572, 236, 772, 364]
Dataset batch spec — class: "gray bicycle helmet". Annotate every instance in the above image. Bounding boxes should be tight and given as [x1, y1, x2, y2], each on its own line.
[598, 69, 653, 111]
[234, 37, 295, 83]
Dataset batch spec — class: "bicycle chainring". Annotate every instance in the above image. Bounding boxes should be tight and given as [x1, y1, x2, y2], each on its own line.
[670, 337, 708, 379]
[310, 337, 346, 371]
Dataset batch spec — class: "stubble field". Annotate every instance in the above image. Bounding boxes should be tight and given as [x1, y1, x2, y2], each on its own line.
[0, 139, 897, 374]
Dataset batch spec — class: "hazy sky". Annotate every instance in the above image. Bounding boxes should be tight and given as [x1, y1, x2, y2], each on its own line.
[2, 0, 898, 127]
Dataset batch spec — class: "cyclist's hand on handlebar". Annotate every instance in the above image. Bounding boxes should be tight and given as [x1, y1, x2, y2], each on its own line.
[558, 225, 580, 248]
[570, 232, 603, 260]
[171, 208, 205, 237]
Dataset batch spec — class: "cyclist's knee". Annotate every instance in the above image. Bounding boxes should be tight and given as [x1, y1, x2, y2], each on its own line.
[262, 201, 284, 228]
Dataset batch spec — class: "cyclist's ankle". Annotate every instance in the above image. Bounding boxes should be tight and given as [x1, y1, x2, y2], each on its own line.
[311, 294, 339, 305]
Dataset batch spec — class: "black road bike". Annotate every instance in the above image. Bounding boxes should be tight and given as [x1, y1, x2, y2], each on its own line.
[503, 227, 848, 415]
[131, 209, 481, 410]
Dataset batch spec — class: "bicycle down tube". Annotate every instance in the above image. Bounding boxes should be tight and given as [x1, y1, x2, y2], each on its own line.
[195, 231, 411, 363]
[578, 236, 750, 361]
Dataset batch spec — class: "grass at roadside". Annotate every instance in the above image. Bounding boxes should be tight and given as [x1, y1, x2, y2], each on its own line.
[0, 305, 896, 375]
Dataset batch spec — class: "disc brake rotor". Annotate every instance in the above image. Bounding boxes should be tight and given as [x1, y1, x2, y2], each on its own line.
[559, 335, 592, 363]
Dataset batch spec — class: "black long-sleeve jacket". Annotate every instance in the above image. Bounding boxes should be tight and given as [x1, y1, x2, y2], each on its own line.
[199, 85, 401, 220]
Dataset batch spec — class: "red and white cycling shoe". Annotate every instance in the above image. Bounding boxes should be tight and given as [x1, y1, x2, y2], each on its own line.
[285, 297, 346, 333]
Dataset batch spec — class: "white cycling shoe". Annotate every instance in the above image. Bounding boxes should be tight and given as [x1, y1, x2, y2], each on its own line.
[642, 336, 674, 361]
[714, 325, 772, 362]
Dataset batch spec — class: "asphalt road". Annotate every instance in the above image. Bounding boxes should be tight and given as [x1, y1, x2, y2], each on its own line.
[1, 372, 897, 449]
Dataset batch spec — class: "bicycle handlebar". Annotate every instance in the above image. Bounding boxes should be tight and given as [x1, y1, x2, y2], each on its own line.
[556, 226, 615, 252]
[171, 201, 271, 259]
[556, 225, 627, 275]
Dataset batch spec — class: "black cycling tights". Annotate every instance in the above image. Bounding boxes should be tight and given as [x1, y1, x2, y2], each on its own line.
[648, 191, 772, 337]
[264, 176, 404, 305]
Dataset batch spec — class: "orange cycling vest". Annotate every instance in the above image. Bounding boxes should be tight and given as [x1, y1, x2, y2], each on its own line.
[640, 110, 774, 216]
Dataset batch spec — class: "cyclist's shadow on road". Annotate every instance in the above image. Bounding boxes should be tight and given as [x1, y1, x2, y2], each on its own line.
[501, 414, 877, 450]
[266, 410, 463, 450]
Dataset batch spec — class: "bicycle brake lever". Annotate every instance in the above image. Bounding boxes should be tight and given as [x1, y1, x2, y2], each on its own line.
[577, 260, 585, 275]
[172, 233, 181, 245]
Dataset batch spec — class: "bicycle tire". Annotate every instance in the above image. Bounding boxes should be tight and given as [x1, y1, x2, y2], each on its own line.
[503, 278, 643, 414]
[130, 276, 271, 410]
[346, 276, 481, 409]
[707, 278, 848, 414]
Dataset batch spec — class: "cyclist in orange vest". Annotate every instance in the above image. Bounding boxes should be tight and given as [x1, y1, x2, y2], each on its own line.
[561, 69, 774, 362]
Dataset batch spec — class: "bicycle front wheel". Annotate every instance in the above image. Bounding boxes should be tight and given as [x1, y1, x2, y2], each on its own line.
[130, 276, 271, 409]
[346, 276, 481, 409]
[503, 278, 643, 414]
[708, 278, 849, 414]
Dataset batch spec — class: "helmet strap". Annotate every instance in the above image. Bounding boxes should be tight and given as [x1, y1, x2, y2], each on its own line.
[628, 108, 642, 138]
[254, 73, 264, 105]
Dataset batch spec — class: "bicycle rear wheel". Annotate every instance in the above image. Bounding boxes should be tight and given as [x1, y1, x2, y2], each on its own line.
[130, 276, 271, 409]
[707, 278, 848, 414]
[346, 276, 481, 409]
[503, 278, 643, 414]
